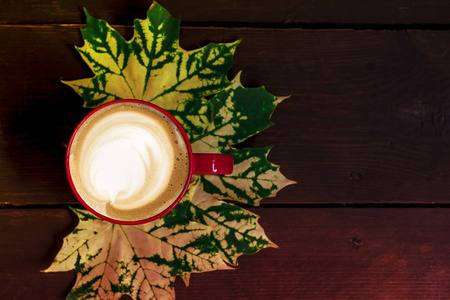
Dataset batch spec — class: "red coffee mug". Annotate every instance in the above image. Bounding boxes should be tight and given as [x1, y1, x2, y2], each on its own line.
[66, 100, 233, 225]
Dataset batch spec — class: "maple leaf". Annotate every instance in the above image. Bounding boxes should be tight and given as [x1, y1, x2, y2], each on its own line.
[65, 2, 238, 136]
[47, 3, 295, 299]
[187, 185, 278, 266]
[45, 182, 232, 300]
[190, 74, 296, 205]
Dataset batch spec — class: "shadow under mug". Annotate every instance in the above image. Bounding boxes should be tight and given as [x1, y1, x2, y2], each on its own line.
[66, 99, 233, 225]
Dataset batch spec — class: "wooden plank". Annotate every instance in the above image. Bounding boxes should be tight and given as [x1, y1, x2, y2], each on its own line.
[2, 0, 450, 26]
[2, 25, 450, 205]
[2, 207, 450, 299]
[0, 208, 77, 299]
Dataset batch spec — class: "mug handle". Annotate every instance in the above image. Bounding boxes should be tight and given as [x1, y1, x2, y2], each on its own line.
[192, 154, 234, 175]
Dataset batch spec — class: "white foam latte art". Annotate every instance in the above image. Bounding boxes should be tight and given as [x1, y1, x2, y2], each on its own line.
[82, 119, 173, 210]
[68, 102, 190, 222]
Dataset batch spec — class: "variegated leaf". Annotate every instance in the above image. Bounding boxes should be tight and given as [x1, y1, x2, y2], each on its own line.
[187, 185, 277, 265]
[45, 183, 231, 300]
[190, 73, 283, 151]
[64, 3, 238, 132]
[190, 74, 295, 205]
[199, 147, 295, 205]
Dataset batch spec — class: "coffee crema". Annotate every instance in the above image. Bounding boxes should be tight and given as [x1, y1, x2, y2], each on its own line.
[68, 102, 190, 222]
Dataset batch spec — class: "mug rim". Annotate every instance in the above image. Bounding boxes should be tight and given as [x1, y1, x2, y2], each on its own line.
[66, 99, 194, 225]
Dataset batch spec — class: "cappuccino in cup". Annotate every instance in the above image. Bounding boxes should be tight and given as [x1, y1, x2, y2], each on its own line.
[67, 101, 190, 223]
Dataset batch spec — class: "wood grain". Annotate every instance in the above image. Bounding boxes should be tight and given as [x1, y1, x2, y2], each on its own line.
[2, 208, 450, 299]
[2, 1, 450, 300]
[2, 0, 450, 26]
[2, 25, 450, 205]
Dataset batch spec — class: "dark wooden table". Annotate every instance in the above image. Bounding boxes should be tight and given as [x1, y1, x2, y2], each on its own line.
[3, 1, 450, 299]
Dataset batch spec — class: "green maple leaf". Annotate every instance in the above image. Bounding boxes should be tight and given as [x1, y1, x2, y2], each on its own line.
[47, 3, 295, 299]
[191, 74, 295, 205]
